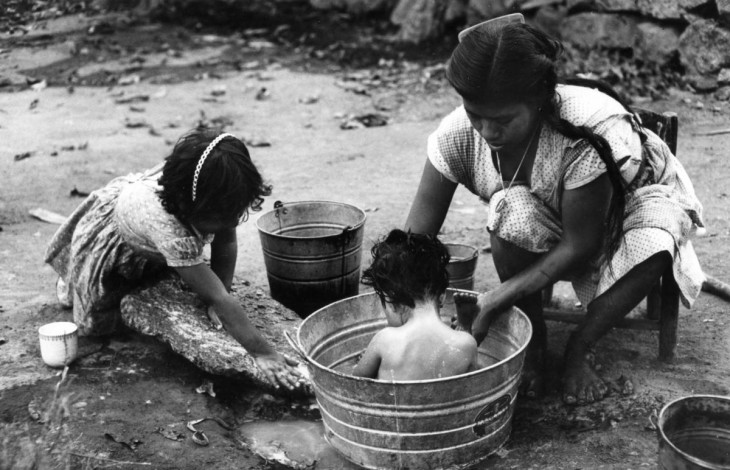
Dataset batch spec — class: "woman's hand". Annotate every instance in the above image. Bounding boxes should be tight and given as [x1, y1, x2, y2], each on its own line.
[471, 291, 504, 345]
[254, 352, 301, 390]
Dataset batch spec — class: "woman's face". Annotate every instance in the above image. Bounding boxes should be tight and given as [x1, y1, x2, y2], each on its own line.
[463, 99, 539, 154]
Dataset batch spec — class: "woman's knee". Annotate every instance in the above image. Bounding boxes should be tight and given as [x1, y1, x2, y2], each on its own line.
[490, 233, 541, 281]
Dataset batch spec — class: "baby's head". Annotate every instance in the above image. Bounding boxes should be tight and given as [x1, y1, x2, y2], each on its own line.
[158, 129, 272, 231]
[362, 229, 450, 314]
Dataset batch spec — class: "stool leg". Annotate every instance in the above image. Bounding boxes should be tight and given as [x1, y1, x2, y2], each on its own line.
[659, 274, 680, 362]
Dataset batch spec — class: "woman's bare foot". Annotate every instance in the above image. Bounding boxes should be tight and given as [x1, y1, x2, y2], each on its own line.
[453, 291, 479, 333]
[562, 337, 608, 405]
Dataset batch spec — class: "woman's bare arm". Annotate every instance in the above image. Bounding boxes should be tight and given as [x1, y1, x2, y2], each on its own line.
[405, 159, 458, 235]
[471, 173, 613, 341]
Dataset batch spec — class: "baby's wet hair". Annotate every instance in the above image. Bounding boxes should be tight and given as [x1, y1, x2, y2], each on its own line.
[158, 129, 272, 224]
[362, 229, 450, 309]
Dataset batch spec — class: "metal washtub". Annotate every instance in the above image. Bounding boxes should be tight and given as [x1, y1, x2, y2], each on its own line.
[288, 290, 532, 470]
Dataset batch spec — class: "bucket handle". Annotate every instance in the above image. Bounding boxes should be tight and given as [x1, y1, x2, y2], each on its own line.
[284, 331, 310, 364]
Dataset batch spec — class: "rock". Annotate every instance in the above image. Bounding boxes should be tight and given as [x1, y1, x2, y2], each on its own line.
[715, 85, 730, 100]
[567, 0, 640, 12]
[391, 0, 448, 43]
[634, 22, 681, 63]
[445, 0, 468, 23]
[466, 0, 512, 25]
[718, 68, 730, 85]
[310, 0, 396, 14]
[678, 19, 730, 75]
[560, 12, 639, 49]
[679, 0, 711, 9]
[686, 74, 719, 92]
[120, 278, 305, 393]
[637, 0, 682, 19]
[531, 4, 568, 39]
[718, 0, 730, 25]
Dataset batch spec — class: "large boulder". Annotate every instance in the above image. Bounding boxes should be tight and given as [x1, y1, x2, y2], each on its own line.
[310, 0, 396, 14]
[566, 0, 640, 13]
[466, 0, 513, 25]
[560, 12, 639, 49]
[120, 278, 306, 393]
[718, 0, 730, 25]
[635, 21, 682, 63]
[391, 0, 449, 43]
[678, 19, 730, 75]
[637, 0, 682, 19]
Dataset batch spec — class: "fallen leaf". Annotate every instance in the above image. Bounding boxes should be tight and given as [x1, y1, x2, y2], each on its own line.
[156, 427, 185, 442]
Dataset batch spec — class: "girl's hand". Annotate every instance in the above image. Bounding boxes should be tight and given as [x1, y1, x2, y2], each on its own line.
[254, 353, 301, 390]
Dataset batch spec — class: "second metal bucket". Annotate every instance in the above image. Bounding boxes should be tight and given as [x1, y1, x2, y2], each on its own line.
[444, 243, 479, 290]
[657, 395, 730, 469]
[256, 201, 366, 317]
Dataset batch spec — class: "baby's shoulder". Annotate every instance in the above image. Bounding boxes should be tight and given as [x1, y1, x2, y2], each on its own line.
[447, 328, 478, 350]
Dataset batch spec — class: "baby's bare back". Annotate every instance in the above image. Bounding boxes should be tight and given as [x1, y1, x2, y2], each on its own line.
[377, 323, 476, 381]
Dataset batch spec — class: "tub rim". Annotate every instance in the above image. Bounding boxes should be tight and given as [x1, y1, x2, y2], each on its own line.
[255, 200, 367, 239]
[293, 290, 533, 385]
[656, 393, 730, 470]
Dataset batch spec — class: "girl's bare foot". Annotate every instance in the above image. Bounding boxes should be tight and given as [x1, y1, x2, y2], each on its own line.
[453, 291, 479, 333]
[562, 337, 608, 405]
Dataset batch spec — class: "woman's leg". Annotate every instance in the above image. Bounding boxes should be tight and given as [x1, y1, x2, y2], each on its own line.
[490, 233, 547, 398]
[562, 251, 672, 405]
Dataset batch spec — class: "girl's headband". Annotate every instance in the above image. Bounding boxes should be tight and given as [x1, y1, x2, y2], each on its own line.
[458, 12, 524, 42]
[191, 133, 235, 202]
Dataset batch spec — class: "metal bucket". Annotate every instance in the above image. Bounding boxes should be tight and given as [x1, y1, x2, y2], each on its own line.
[256, 201, 366, 318]
[657, 395, 730, 470]
[444, 243, 479, 290]
[289, 290, 532, 470]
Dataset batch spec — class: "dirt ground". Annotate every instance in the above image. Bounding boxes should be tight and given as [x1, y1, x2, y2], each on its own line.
[1, 5, 730, 470]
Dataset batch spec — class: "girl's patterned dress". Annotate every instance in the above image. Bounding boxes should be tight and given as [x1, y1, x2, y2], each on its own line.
[428, 85, 705, 307]
[45, 164, 213, 335]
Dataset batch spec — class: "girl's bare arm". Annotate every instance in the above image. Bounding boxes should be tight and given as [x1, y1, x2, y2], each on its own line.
[175, 263, 299, 389]
[210, 227, 237, 292]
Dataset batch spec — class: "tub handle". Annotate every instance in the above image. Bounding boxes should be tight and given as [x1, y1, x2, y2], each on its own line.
[284, 331, 309, 364]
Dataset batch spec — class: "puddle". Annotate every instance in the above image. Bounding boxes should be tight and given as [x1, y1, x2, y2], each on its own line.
[237, 419, 361, 469]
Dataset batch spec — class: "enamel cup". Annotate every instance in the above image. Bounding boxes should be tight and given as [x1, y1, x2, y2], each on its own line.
[38, 322, 78, 367]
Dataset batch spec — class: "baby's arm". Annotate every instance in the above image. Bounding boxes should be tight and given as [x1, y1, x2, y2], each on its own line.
[352, 331, 385, 379]
[210, 227, 237, 292]
[175, 263, 299, 389]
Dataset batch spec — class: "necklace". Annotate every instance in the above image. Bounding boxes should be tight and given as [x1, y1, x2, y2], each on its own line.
[494, 124, 540, 213]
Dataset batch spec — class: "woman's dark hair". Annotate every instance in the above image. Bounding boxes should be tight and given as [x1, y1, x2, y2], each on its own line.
[362, 229, 451, 309]
[158, 129, 272, 224]
[446, 22, 635, 261]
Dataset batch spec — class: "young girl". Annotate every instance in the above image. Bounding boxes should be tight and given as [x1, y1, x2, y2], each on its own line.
[45, 130, 299, 389]
[352, 229, 478, 381]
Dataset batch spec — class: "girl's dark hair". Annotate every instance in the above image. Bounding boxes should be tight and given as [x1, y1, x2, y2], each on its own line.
[158, 129, 272, 225]
[446, 22, 634, 261]
[362, 229, 451, 309]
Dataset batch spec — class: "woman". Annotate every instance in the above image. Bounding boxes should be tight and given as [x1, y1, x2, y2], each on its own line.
[405, 16, 705, 405]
